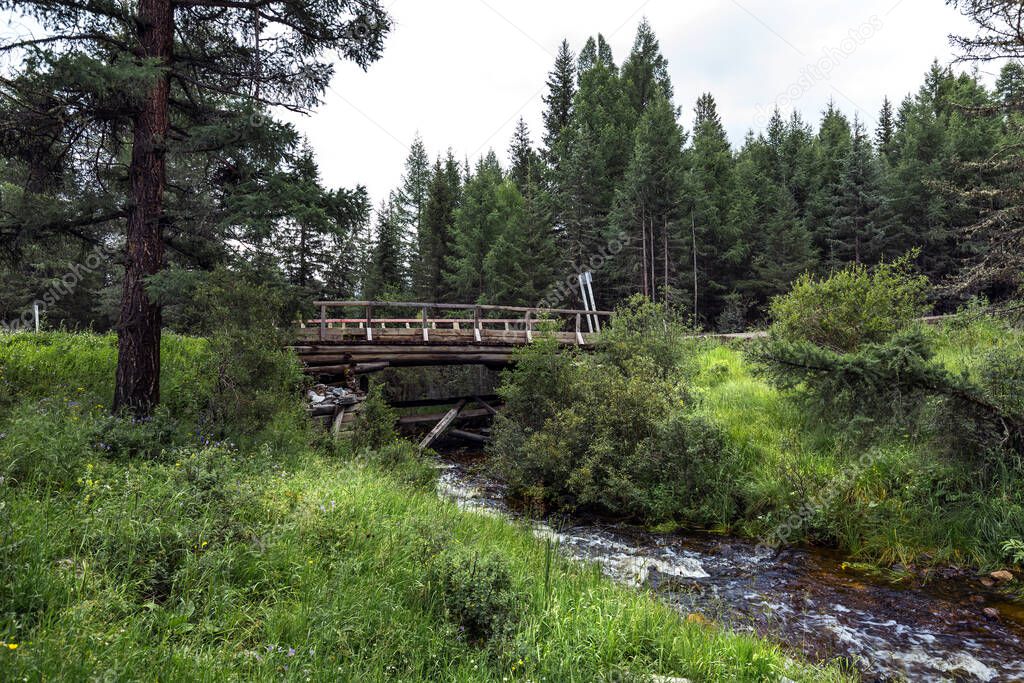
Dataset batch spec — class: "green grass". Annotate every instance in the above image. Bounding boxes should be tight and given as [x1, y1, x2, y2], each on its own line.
[683, 321, 1024, 569]
[0, 332, 852, 682]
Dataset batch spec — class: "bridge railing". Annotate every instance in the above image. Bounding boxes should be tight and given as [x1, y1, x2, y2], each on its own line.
[304, 300, 613, 343]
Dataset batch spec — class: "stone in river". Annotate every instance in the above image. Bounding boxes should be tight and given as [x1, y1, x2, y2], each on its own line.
[990, 569, 1015, 583]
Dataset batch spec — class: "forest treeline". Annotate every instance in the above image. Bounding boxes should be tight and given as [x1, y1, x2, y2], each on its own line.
[363, 21, 1024, 328]
[2, 15, 1022, 333]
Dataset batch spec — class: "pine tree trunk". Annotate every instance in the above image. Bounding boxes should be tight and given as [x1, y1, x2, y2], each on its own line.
[663, 217, 669, 304]
[650, 214, 657, 302]
[640, 210, 649, 298]
[113, 0, 173, 415]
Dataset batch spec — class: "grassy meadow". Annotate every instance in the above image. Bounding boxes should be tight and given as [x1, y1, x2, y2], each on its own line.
[0, 332, 852, 682]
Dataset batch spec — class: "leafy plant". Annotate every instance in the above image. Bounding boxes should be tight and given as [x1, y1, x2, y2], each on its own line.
[768, 255, 930, 353]
[425, 546, 523, 645]
[351, 384, 398, 451]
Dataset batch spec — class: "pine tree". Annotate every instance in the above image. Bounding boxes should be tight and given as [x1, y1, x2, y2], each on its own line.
[541, 40, 576, 164]
[446, 152, 507, 301]
[364, 197, 408, 299]
[684, 93, 740, 324]
[0, 0, 391, 414]
[414, 152, 462, 302]
[620, 18, 674, 119]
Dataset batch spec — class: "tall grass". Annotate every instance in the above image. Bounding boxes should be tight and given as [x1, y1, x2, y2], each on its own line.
[686, 325, 1024, 569]
[0, 332, 851, 681]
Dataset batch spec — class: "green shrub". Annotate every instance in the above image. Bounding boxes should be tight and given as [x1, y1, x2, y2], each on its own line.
[92, 410, 180, 460]
[598, 295, 691, 377]
[424, 546, 523, 644]
[768, 255, 930, 353]
[351, 384, 397, 451]
[492, 311, 735, 524]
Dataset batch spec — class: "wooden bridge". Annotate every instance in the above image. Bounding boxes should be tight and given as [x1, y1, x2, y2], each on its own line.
[292, 300, 612, 378]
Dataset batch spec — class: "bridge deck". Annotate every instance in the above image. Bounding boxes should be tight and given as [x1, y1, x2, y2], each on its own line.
[293, 301, 611, 376]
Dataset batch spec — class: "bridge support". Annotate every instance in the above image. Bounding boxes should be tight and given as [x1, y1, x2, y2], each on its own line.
[419, 399, 466, 451]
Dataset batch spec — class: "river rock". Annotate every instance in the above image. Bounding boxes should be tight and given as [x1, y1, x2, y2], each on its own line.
[650, 676, 690, 683]
[983, 607, 1000, 619]
[979, 577, 995, 588]
[990, 569, 1015, 583]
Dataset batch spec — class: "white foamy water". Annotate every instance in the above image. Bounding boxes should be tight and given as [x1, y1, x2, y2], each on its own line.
[435, 459, 1024, 682]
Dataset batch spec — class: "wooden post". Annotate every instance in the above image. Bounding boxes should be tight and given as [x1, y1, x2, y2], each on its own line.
[331, 406, 347, 438]
[474, 306, 482, 342]
[419, 399, 467, 451]
[422, 306, 429, 342]
[365, 304, 373, 341]
[474, 395, 499, 415]
[319, 303, 326, 341]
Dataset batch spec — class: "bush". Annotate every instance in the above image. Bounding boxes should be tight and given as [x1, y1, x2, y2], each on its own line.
[598, 295, 691, 378]
[351, 384, 397, 451]
[424, 546, 523, 644]
[769, 255, 930, 353]
[187, 270, 307, 441]
[491, 308, 735, 524]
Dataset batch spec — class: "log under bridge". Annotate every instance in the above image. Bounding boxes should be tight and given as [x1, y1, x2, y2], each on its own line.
[292, 301, 612, 449]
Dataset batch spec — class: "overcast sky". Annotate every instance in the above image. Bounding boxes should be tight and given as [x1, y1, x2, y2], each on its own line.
[285, 0, 988, 210]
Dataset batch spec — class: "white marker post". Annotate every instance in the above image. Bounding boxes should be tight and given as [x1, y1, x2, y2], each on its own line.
[581, 271, 599, 333]
[33, 304, 40, 333]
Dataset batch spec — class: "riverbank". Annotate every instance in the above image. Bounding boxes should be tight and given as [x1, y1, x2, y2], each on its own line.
[686, 315, 1024, 570]
[0, 332, 849, 681]
[490, 297, 1024, 573]
[439, 454, 1024, 681]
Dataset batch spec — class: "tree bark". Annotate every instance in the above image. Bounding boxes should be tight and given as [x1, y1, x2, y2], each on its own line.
[640, 210, 648, 298]
[113, 0, 173, 415]
[663, 217, 669, 305]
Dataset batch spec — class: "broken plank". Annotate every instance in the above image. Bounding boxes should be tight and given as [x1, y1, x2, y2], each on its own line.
[418, 399, 467, 451]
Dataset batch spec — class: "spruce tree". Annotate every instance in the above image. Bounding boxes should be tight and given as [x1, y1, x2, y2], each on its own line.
[508, 118, 543, 192]
[446, 152, 507, 301]
[609, 92, 686, 303]
[272, 147, 371, 292]
[684, 93, 739, 324]
[620, 18, 673, 119]
[807, 101, 854, 267]
[876, 96, 897, 163]
[415, 152, 462, 302]
[482, 180, 558, 306]
[946, 0, 1024, 296]
[541, 40, 576, 164]
[397, 134, 431, 272]
[831, 118, 884, 265]
[556, 42, 631, 282]
[364, 197, 408, 299]
[0, 0, 391, 414]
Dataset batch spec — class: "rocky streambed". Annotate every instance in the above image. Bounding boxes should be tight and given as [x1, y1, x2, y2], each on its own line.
[435, 457, 1024, 682]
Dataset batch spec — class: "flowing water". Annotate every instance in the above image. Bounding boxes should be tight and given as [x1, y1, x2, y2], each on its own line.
[435, 456, 1024, 682]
